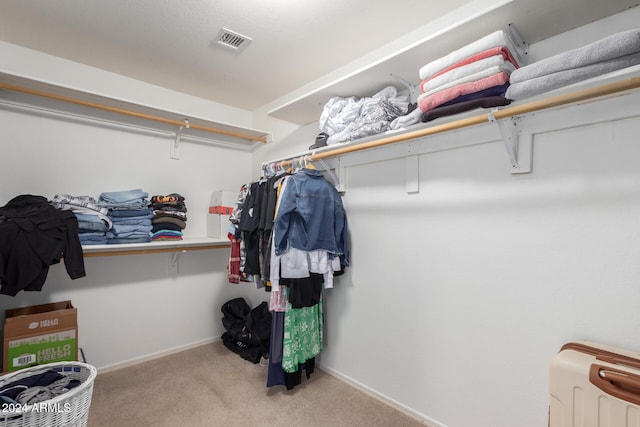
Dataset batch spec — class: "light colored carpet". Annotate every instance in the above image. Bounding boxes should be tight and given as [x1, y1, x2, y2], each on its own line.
[87, 341, 427, 426]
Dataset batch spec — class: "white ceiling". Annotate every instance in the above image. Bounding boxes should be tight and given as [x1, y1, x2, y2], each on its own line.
[0, 0, 639, 116]
[0, 0, 471, 112]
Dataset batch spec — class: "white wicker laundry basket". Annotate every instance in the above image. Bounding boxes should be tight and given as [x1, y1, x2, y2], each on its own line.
[0, 362, 97, 427]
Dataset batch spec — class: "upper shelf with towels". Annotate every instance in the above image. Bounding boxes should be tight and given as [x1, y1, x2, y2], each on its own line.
[266, 0, 640, 126]
[261, 68, 640, 184]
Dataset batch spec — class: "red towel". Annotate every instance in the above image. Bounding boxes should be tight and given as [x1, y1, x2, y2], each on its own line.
[417, 72, 510, 112]
[422, 47, 520, 84]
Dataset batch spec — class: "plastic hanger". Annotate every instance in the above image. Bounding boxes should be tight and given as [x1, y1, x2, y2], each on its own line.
[304, 155, 316, 169]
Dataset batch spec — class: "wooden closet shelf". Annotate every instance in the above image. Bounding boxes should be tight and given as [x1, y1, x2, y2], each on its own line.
[0, 75, 271, 149]
[81, 238, 230, 258]
[267, 1, 640, 125]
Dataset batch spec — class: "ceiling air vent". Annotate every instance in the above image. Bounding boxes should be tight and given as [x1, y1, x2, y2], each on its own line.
[216, 28, 252, 53]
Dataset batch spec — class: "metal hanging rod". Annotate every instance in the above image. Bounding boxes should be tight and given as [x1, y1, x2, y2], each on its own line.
[0, 82, 268, 143]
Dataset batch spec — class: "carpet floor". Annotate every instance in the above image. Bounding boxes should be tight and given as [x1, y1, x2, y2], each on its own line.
[87, 340, 427, 426]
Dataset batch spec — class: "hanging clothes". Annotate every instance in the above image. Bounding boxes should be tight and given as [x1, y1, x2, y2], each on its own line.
[228, 184, 250, 284]
[263, 165, 350, 390]
[234, 172, 290, 287]
[237, 180, 264, 276]
[229, 163, 350, 389]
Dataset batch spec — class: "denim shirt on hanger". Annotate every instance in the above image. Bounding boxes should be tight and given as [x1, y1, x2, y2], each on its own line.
[273, 168, 349, 266]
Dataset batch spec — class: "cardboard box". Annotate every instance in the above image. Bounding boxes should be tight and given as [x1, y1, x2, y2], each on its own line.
[3, 301, 78, 372]
[207, 190, 237, 239]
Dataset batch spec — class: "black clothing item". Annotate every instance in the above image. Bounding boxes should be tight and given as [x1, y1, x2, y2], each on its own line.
[282, 273, 324, 308]
[260, 174, 284, 284]
[222, 334, 263, 364]
[220, 298, 271, 364]
[238, 181, 264, 275]
[0, 195, 85, 296]
[308, 132, 329, 150]
[421, 96, 511, 123]
[150, 193, 185, 205]
[259, 174, 281, 233]
[152, 203, 187, 212]
[238, 182, 262, 235]
[237, 175, 286, 280]
[284, 358, 316, 390]
[0, 369, 80, 401]
[151, 222, 183, 233]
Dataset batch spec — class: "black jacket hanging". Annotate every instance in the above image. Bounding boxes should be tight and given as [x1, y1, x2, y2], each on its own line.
[0, 194, 85, 296]
[238, 181, 264, 275]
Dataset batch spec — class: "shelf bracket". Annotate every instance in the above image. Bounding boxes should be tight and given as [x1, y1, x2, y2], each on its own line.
[171, 119, 190, 160]
[391, 73, 418, 103]
[406, 154, 419, 194]
[315, 157, 346, 193]
[508, 23, 529, 62]
[488, 112, 532, 174]
[168, 251, 184, 275]
[334, 157, 346, 194]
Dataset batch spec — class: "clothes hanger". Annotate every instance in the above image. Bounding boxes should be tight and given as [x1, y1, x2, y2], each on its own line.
[304, 155, 316, 169]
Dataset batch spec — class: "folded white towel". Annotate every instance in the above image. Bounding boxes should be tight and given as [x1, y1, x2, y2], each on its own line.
[389, 107, 422, 130]
[419, 30, 524, 80]
[421, 54, 515, 94]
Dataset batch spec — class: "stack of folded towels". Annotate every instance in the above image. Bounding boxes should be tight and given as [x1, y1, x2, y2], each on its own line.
[416, 30, 523, 122]
[50, 194, 112, 245]
[98, 189, 153, 244]
[150, 193, 187, 241]
[506, 29, 640, 100]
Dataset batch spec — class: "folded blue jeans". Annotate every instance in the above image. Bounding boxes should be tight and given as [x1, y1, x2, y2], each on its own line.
[110, 224, 153, 235]
[109, 208, 153, 218]
[98, 189, 148, 204]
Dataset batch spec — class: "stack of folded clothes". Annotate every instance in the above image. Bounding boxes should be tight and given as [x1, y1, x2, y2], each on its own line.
[98, 188, 153, 244]
[506, 29, 640, 100]
[50, 193, 111, 245]
[417, 30, 523, 121]
[150, 193, 187, 241]
[391, 30, 523, 129]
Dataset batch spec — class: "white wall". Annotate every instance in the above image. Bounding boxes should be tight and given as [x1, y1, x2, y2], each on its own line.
[321, 109, 640, 427]
[252, 7, 640, 427]
[0, 91, 265, 372]
[0, 41, 254, 128]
